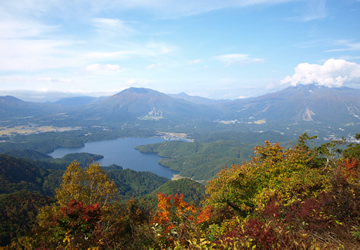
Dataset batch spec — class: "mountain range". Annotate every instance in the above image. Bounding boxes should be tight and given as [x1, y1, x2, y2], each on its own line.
[220, 84, 360, 124]
[1, 85, 360, 135]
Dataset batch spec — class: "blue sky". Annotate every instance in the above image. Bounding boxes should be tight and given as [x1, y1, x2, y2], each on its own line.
[0, 0, 360, 101]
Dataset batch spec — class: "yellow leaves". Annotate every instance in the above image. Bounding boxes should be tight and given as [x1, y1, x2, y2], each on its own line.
[55, 161, 118, 208]
[186, 237, 216, 249]
[205, 137, 333, 216]
[62, 233, 74, 250]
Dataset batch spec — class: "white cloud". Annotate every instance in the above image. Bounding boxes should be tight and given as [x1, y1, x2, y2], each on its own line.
[146, 63, 162, 70]
[216, 54, 264, 66]
[104, 64, 121, 71]
[37, 77, 72, 83]
[92, 18, 134, 36]
[85, 42, 173, 60]
[0, 38, 80, 71]
[326, 40, 360, 52]
[281, 59, 360, 87]
[188, 59, 202, 65]
[93, 18, 126, 27]
[86, 64, 102, 71]
[0, 19, 58, 39]
[303, 0, 327, 21]
[125, 79, 149, 87]
[237, 96, 248, 99]
[0, 88, 122, 102]
[0, 13, 173, 72]
[86, 63, 121, 72]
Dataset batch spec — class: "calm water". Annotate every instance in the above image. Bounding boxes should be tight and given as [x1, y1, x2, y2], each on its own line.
[48, 137, 179, 179]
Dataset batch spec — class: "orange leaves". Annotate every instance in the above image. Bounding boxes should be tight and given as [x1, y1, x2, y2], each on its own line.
[197, 205, 212, 224]
[174, 193, 196, 218]
[338, 158, 359, 181]
[153, 193, 172, 225]
[152, 193, 198, 226]
[151, 193, 211, 248]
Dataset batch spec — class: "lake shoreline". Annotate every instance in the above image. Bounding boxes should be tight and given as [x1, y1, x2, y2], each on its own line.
[48, 137, 179, 179]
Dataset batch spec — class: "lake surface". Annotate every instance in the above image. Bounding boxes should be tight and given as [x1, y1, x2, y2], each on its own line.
[48, 137, 179, 179]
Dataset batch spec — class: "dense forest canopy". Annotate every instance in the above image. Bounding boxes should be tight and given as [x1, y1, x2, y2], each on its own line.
[1, 133, 359, 248]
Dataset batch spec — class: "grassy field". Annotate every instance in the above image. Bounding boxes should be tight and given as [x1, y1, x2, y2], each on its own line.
[0, 125, 81, 136]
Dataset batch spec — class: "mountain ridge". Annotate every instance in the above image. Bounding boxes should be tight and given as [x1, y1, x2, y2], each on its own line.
[1, 85, 360, 133]
[219, 84, 360, 125]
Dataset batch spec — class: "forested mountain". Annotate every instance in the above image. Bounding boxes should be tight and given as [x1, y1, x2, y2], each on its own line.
[0, 153, 208, 246]
[136, 140, 254, 180]
[149, 178, 206, 204]
[169, 92, 229, 105]
[1, 85, 360, 135]
[54, 96, 100, 106]
[86, 87, 219, 122]
[0, 191, 53, 246]
[106, 168, 169, 199]
[0, 96, 66, 119]
[0, 154, 49, 195]
[220, 84, 360, 125]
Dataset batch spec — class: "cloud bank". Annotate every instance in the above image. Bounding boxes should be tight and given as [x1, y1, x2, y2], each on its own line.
[281, 59, 360, 87]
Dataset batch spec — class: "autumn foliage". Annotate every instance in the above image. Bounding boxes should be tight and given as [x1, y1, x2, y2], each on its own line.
[8, 133, 360, 249]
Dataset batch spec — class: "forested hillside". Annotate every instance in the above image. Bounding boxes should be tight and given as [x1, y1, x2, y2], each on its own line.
[136, 140, 254, 180]
[0, 153, 205, 246]
[2, 133, 359, 248]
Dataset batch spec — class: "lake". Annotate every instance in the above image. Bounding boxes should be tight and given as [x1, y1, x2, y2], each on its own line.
[48, 137, 179, 179]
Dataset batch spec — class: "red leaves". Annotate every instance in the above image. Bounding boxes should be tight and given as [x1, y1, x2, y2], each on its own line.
[58, 200, 102, 235]
[219, 218, 277, 249]
[338, 158, 359, 181]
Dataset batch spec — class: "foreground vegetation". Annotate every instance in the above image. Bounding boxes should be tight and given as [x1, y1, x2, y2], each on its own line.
[2, 133, 360, 248]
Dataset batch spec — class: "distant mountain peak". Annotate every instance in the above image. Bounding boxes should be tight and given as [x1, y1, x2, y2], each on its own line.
[169, 92, 230, 105]
[54, 96, 98, 106]
[120, 87, 157, 94]
[0, 95, 23, 103]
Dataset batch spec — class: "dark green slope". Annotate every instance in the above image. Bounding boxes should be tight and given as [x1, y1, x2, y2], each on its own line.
[136, 140, 253, 180]
[106, 168, 169, 199]
[0, 191, 54, 246]
[139, 178, 206, 207]
[3, 149, 52, 161]
[151, 178, 206, 204]
[0, 154, 49, 195]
